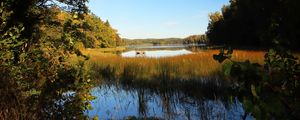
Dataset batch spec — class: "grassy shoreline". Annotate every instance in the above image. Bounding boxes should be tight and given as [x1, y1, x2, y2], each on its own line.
[71, 49, 266, 83]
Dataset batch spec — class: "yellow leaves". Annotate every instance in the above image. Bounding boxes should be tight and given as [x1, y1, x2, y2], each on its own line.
[73, 14, 78, 19]
[72, 19, 81, 25]
[251, 84, 259, 99]
[209, 12, 223, 23]
[57, 12, 68, 21]
[37, 72, 47, 88]
[74, 42, 85, 50]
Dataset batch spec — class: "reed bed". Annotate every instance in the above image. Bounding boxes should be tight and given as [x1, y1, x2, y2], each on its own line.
[72, 49, 266, 82]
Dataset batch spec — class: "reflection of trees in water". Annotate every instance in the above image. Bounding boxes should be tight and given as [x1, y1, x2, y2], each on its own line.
[137, 88, 148, 118]
[135, 89, 232, 120]
[198, 100, 225, 120]
[161, 92, 172, 120]
[119, 78, 240, 120]
[91, 78, 247, 119]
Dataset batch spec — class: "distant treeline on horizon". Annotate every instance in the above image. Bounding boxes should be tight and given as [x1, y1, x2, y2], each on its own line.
[123, 34, 208, 46]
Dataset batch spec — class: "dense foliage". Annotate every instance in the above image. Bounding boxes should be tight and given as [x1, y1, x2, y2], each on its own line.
[0, 0, 96, 119]
[214, 48, 300, 119]
[183, 34, 208, 44]
[209, 0, 300, 119]
[207, 0, 300, 49]
[42, 7, 123, 49]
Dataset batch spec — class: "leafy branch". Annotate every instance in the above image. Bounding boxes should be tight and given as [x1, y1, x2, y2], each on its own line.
[214, 48, 300, 119]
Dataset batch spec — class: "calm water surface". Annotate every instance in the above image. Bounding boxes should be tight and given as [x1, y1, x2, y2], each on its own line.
[121, 44, 206, 58]
[122, 49, 192, 58]
[87, 83, 252, 120]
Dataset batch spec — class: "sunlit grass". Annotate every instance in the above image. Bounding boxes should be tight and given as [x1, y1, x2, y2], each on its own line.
[70, 49, 266, 82]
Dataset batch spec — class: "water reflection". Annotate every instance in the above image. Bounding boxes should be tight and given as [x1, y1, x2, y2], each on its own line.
[121, 44, 211, 58]
[121, 49, 192, 58]
[87, 81, 252, 120]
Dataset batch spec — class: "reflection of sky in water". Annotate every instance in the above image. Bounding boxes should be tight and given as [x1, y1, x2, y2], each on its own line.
[121, 49, 193, 58]
[87, 85, 253, 120]
[88, 86, 164, 119]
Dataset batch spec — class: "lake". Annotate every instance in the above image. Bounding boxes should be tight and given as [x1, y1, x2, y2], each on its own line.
[121, 44, 205, 58]
[87, 45, 253, 119]
[87, 82, 251, 120]
[122, 49, 193, 58]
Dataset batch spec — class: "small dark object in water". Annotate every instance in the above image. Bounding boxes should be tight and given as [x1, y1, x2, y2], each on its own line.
[136, 51, 145, 56]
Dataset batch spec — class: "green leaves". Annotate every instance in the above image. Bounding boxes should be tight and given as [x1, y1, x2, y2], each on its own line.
[213, 48, 233, 63]
[223, 61, 233, 76]
[0, 1, 95, 119]
[214, 47, 300, 119]
[250, 84, 259, 98]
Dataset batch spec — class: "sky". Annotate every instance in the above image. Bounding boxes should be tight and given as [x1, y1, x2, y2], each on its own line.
[88, 0, 229, 39]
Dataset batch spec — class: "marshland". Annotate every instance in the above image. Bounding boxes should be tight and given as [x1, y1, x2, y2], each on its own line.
[1, 0, 299, 120]
[67, 45, 268, 119]
[76, 48, 265, 82]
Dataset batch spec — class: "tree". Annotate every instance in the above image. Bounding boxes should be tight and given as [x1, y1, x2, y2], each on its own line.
[183, 35, 208, 44]
[210, 0, 300, 119]
[206, 0, 300, 49]
[104, 20, 111, 27]
[38, 7, 123, 49]
[206, 12, 225, 45]
[0, 0, 95, 119]
[214, 48, 300, 119]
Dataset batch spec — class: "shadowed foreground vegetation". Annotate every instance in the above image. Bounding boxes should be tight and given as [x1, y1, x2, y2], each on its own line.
[206, 0, 300, 118]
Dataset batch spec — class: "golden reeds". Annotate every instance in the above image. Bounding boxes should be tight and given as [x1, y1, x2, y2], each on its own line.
[72, 49, 266, 82]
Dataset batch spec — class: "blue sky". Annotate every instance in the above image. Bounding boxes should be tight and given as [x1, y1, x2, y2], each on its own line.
[88, 0, 229, 39]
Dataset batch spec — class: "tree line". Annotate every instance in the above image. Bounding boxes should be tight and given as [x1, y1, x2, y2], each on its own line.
[183, 34, 208, 44]
[206, 0, 300, 50]
[124, 35, 208, 46]
[210, 0, 300, 119]
[43, 7, 124, 49]
[124, 38, 183, 46]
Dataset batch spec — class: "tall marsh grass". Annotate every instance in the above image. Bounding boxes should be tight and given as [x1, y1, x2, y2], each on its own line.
[72, 50, 266, 83]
